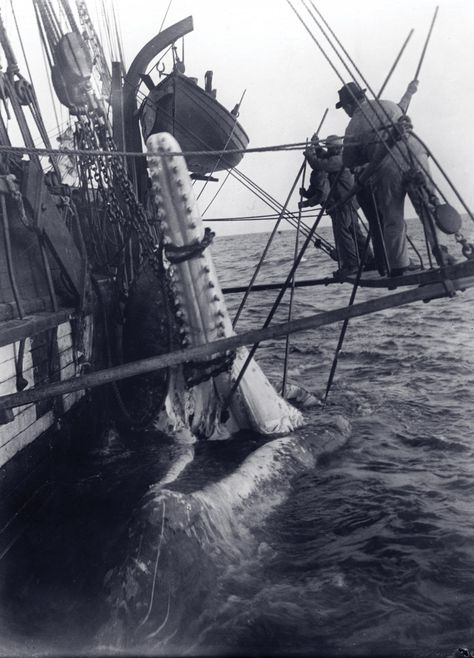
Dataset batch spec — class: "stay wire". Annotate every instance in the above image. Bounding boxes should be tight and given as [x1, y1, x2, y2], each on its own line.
[134, 79, 333, 250]
[303, 0, 460, 214]
[197, 88, 246, 201]
[222, 168, 344, 415]
[201, 169, 232, 216]
[282, 155, 307, 397]
[131, 80, 332, 248]
[323, 231, 372, 403]
[232, 160, 305, 328]
[229, 166, 329, 251]
[232, 108, 330, 328]
[296, 0, 465, 266]
[159, 0, 174, 34]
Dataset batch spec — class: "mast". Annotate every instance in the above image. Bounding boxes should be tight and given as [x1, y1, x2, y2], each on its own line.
[74, 0, 113, 99]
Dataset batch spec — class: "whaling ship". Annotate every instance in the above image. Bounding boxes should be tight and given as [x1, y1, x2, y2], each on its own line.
[0, 0, 473, 509]
[0, 0, 299, 534]
[0, 0, 474, 510]
[1, 0, 474, 653]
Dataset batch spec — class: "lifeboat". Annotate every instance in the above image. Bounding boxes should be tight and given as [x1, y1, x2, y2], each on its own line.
[139, 68, 249, 176]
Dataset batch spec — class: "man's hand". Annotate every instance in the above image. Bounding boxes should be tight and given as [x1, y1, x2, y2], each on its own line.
[398, 114, 413, 132]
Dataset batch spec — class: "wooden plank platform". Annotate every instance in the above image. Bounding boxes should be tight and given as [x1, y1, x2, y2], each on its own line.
[339, 258, 474, 289]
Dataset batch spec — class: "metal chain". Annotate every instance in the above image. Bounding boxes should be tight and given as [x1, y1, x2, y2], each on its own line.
[455, 232, 474, 260]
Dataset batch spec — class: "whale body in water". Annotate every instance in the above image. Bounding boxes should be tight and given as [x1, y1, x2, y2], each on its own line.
[99, 414, 350, 653]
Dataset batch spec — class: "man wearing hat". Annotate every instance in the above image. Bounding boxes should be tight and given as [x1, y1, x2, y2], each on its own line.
[298, 133, 330, 211]
[300, 132, 375, 276]
[335, 79, 449, 276]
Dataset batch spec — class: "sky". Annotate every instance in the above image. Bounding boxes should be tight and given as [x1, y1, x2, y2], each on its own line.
[3, 0, 474, 236]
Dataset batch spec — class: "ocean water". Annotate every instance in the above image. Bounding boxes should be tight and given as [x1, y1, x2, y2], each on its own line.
[1, 223, 474, 658]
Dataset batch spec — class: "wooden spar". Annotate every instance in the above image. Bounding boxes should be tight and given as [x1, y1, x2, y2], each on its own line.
[1, 274, 473, 411]
[223, 277, 335, 295]
[377, 29, 414, 98]
[414, 6, 439, 81]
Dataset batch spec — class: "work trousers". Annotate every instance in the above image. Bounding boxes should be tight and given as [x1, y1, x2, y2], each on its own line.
[361, 142, 437, 273]
[329, 204, 370, 271]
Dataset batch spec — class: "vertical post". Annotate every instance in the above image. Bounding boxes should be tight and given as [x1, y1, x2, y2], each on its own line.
[281, 183, 304, 397]
[1, 194, 24, 319]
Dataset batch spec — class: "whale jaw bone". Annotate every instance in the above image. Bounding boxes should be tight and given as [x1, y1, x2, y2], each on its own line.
[146, 132, 304, 452]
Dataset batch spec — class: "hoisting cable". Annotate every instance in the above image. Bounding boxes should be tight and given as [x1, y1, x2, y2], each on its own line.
[197, 89, 246, 200]
[308, 0, 467, 239]
[293, 0, 442, 268]
[135, 82, 335, 252]
[158, 0, 174, 34]
[230, 165, 335, 257]
[233, 108, 329, 328]
[232, 161, 305, 327]
[204, 210, 317, 222]
[221, 168, 344, 415]
[295, 0, 450, 209]
[11, 0, 61, 178]
[134, 81, 336, 254]
[289, 0, 427, 218]
[111, 0, 127, 72]
[201, 169, 233, 216]
[282, 154, 307, 397]
[323, 232, 371, 403]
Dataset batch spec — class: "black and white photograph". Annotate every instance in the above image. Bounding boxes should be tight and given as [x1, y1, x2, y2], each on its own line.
[0, 1, 473, 656]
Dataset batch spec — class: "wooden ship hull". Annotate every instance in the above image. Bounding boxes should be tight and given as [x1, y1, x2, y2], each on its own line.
[0, 166, 111, 466]
[0, 8, 293, 517]
[140, 73, 249, 175]
[0, 18, 193, 485]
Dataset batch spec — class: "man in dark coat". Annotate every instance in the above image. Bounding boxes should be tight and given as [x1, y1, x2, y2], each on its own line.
[336, 80, 454, 276]
[300, 133, 374, 275]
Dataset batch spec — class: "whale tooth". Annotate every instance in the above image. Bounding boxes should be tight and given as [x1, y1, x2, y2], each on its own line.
[208, 281, 215, 289]
[212, 295, 220, 302]
[203, 266, 210, 274]
[186, 207, 193, 214]
[189, 222, 196, 229]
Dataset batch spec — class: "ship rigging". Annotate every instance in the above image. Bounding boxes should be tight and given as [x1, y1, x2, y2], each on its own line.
[0, 0, 473, 426]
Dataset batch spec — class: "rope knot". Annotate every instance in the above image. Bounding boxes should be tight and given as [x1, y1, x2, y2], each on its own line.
[165, 227, 215, 264]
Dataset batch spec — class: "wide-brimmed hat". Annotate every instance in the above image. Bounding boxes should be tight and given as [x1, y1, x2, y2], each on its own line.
[335, 82, 367, 109]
